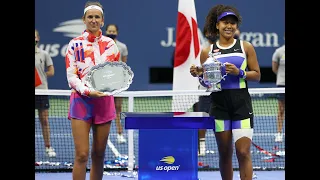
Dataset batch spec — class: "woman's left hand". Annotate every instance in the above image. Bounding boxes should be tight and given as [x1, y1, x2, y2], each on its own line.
[225, 62, 240, 76]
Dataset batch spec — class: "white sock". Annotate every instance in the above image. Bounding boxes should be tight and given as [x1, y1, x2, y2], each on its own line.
[199, 138, 206, 153]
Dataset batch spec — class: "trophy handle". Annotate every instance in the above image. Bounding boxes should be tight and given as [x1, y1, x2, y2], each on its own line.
[220, 62, 228, 80]
[197, 75, 210, 87]
[221, 73, 228, 80]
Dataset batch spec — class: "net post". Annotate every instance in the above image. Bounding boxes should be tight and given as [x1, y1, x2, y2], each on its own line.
[127, 95, 134, 171]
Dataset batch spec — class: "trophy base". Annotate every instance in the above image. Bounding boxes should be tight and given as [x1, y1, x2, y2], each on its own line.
[206, 84, 221, 92]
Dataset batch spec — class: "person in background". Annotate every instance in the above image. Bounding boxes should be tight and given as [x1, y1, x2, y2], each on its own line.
[65, 1, 120, 179]
[234, 29, 240, 39]
[272, 33, 285, 142]
[105, 24, 128, 144]
[195, 25, 216, 156]
[35, 29, 56, 158]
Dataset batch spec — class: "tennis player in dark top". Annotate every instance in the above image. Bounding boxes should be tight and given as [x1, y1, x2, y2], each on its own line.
[190, 4, 260, 180]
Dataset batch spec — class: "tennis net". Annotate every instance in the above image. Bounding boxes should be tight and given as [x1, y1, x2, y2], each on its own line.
[35, 87, 285, 172]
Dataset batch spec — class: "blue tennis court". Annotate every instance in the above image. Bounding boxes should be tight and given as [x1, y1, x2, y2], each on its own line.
[35, 171, 284, 180]
[35, 114, 285, 180]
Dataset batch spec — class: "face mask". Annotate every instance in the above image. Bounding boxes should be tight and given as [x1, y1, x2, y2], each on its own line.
[106, 34, 117, 40]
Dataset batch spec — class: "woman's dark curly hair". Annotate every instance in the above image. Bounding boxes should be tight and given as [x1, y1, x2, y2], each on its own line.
[204, 4, 242, 38]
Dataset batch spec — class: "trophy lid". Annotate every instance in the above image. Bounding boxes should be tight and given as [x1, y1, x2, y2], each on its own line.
[203, 54, 216, 65]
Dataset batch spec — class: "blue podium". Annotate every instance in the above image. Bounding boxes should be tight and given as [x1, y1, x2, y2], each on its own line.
[124, 112, 214, 180]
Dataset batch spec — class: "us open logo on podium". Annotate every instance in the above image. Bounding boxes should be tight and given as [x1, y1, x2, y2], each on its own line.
[156, 156, 180, 172]
[124, 112, 214, 179]
[138, 128, 198, 179]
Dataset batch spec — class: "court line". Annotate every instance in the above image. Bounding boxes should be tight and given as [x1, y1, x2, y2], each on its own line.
[107, 139, 121, 157]
[35, 115, 280, 118]
[35, 132, 121, 157]
[34, 132, 284, 138]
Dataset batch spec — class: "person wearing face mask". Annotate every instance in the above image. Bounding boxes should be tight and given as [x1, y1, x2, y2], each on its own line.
[35, 29, 56, 158]
[65, 2, 120, 179]
[105, 24, 128, 144]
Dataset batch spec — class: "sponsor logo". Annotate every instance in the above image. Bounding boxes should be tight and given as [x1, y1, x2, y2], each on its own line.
[155, 156, 180, 172]
[161, 27, 280, 48]
[39, 19, 85, 58]
[212, 52, 221, 56]
[53, 19, 85, 38]
[160, 156, 175, 164]
[39, 20, 281, 59]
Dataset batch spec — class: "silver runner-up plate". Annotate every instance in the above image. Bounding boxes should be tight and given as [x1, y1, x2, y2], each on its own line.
[85, 61, 134, 96]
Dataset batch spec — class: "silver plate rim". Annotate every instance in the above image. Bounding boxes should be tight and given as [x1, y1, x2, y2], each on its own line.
[84, 61, 134, 96]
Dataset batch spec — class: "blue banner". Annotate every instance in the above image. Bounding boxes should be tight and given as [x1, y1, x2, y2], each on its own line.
[36, 0, 284, 90]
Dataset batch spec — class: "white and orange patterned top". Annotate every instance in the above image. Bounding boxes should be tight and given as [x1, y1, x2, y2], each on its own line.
[65, 29, 120, 96]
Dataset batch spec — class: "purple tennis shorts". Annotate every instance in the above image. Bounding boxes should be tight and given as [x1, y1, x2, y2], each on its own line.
[68, 92, 116, 124]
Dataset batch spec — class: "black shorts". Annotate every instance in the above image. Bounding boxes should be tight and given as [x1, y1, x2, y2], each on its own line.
[35, 95, 50, 110]
[209, 88, 253, 124]
[277, 85, 285, 100]
[198, 96, 211, 113]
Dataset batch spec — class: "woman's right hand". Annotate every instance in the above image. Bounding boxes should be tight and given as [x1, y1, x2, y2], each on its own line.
[88, 91, 108, 98]
[190, 64, 203, 77]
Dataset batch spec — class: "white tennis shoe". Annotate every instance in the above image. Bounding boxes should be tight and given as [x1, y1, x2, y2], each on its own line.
[46, 147, 56, 158]
[198, 140, 206, 156]
[275, 132, 283, 142]
[117, 134, 127, 144]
